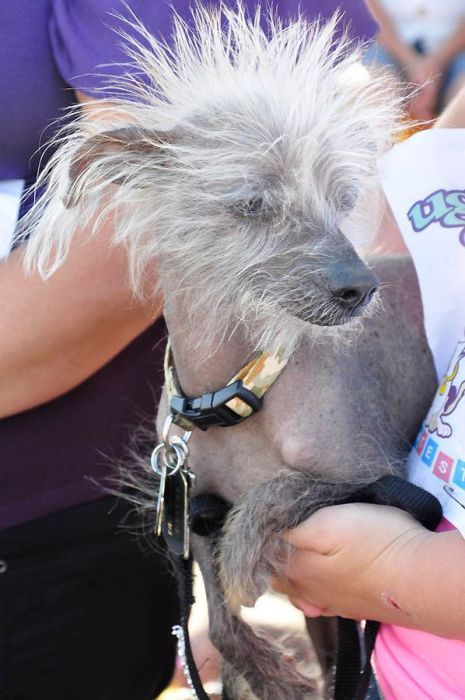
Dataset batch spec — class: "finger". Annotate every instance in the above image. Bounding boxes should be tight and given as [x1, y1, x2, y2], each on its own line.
[281, 508, 334, 548]
[272, 552, 321, 593]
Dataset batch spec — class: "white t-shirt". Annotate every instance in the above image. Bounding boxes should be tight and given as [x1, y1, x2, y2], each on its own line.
[379, 128, 465, 535]
[380, 0, 465, 53]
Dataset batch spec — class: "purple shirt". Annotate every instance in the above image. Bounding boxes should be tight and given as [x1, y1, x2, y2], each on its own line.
[0, 0, 376, 181]
[0, 0, 376, 529]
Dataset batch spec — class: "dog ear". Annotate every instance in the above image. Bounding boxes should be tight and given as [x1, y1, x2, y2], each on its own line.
[65, 126, 173, 207]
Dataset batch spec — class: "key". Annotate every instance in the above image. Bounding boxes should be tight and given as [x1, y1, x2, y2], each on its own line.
[155, 463, 167, 537]
[163, 468, 191, 559]
[151, 443, 170, 537]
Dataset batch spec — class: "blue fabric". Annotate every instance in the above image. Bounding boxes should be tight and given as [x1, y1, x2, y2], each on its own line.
[366, 675, 383, 700]
[446, 50, 465, 91]
[363, 42, 397, 68]
[364, 41, 465, 96]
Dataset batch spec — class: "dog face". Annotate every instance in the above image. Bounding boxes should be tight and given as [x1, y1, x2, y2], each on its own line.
[158, 96, 381, 333]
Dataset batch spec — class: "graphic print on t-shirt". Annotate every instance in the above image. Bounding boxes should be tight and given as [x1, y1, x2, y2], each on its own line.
[379, 129, 465, 534]
[411, 335, 465, 520]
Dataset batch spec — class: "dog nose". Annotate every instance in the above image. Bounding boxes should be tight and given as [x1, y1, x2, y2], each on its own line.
[328, 264, 379, 311]
[333, 282, 377, 309]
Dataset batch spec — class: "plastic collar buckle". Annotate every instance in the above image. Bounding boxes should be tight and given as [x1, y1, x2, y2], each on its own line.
[170, 380, 262, 430]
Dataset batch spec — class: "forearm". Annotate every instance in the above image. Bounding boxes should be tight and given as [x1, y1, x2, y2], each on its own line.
[434, 84, 465, 127]
[0, 90, 163, 417]
[376, 529, 465, 639]
[0, 233, 161, 417]
[434, 22, 465, 69]
[365, 0, 417, 67]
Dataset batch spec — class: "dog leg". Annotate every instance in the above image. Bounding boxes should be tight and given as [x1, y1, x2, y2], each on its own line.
[192, 534, 319, 700]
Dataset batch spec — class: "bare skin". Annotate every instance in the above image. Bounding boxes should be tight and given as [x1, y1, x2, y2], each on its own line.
[0, 91, 162, 418]
[275, 504, 465, 640]
[434, 81, 465, 127]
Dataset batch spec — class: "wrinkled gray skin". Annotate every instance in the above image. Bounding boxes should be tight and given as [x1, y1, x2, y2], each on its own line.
[158, 255, 436, 699]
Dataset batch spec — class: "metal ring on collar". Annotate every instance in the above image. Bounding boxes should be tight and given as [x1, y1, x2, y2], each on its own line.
[161, 413, 192, 450]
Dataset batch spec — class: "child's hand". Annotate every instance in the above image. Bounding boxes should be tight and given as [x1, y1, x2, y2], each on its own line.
[273, 503, 431, 625]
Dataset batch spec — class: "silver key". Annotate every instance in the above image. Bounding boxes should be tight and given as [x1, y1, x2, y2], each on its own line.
[179, 468, 190, 559]
[151, 441, 187, 538]
[151, 443, 170, 537]
[155, 463, 168, 537]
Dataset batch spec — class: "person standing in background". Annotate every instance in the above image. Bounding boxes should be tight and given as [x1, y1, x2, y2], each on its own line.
[366, 0, 465, 119]
[0, 3, 179, 698]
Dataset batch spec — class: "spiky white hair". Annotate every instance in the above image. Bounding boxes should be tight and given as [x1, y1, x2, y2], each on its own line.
[20, 4, 401, 351]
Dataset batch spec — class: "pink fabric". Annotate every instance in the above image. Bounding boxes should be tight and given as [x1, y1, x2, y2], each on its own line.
[374, 519, 465, 699]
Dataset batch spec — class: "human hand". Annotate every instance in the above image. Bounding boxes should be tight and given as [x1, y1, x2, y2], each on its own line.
[409, 80, 441, 120]
[409, 83, 439, 120]
[405, 56, 442, 120]
[405, 56, 436, 85]
[273, 503, 431, 624]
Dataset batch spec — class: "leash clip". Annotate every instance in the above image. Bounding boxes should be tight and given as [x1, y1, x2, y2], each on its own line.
[170, 380, 262, 431]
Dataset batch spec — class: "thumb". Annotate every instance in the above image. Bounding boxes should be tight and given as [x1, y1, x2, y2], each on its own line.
[282, 507, 334, 551]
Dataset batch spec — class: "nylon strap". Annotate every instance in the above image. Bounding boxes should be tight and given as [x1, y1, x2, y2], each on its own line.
[164, 339, 289, 431]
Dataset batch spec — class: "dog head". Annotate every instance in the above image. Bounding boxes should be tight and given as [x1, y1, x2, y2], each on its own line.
[24, 5, 400, 349]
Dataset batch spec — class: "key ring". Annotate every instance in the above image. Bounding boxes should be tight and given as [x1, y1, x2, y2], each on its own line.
[150, 441, 186, 477]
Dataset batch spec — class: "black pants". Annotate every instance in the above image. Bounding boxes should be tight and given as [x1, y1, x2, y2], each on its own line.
[0, 497, 179, 700]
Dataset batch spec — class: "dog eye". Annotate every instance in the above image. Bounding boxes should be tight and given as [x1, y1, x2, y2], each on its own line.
[236, 197, 267, 218]
[338, 188, 358, 214]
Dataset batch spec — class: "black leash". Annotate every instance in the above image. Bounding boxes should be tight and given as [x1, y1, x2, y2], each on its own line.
[169, 476, 442, 700]
[169, 495, 232, 700]
[172, 555, 210, 700]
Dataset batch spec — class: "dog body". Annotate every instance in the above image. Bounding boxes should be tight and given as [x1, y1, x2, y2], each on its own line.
[164, 255, 436, 698]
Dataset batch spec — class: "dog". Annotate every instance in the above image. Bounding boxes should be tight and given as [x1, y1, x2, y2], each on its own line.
[21, 6, 437, 697]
